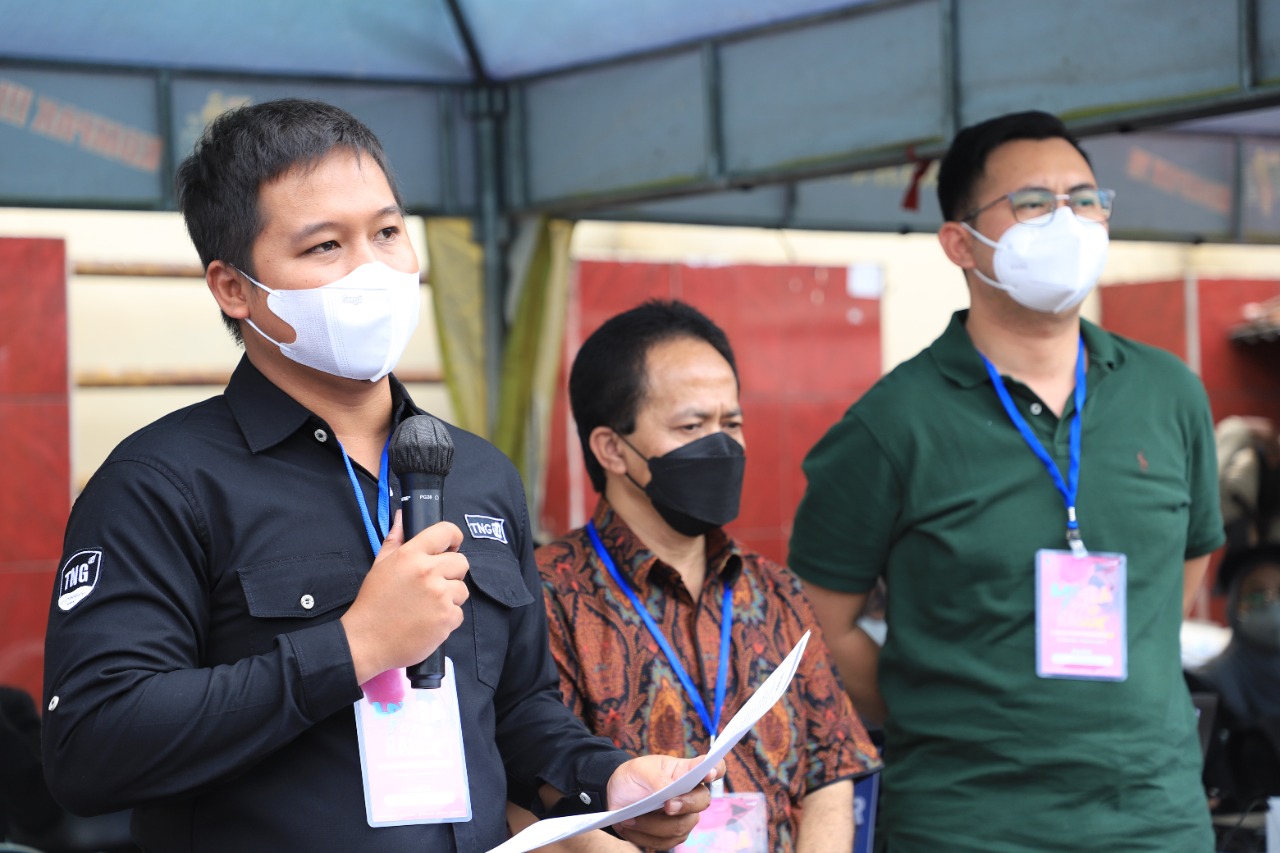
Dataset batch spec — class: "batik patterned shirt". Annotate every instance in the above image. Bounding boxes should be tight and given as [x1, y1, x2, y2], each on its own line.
[536, 500, 881, 851]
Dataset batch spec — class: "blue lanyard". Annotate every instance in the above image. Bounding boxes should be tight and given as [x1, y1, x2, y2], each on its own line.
[339, 436, 392, 557]
[979, 338, 1087, 556]
[586, 520, 733, 739]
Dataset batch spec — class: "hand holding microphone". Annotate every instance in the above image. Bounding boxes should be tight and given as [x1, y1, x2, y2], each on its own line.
[390, 415, 456, 689]
[341, 414, 467, 693]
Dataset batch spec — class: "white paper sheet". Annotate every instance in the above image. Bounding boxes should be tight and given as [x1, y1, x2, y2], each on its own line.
[486, 631, 811, 853]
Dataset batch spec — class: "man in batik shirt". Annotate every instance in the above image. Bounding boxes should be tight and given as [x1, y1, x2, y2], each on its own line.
[508, 300, 880, 852]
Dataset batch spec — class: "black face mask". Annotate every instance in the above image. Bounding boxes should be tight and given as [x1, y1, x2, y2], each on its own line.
[622, 431, 746, 537]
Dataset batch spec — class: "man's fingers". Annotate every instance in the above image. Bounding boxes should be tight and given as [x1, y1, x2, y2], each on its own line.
[616, 812, 701, 849]
[373, 511, 405, 565]
[663, 782, 710, 816]
[607, 754, 722, 850]
[430, 552, 471, 585]
[403, 520, 465, 556]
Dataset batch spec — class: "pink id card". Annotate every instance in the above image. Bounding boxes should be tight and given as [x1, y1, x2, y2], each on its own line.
[1035, 549, 1127, 681]
[354, 657, 472, 826]
[673, 792, 768, 853]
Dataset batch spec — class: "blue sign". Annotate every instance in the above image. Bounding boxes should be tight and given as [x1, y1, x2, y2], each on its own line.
[0, 67, 164, 205]
[1088, 133, 1235, 241]
[1242, 140, 1280, 241]
[170, 78, 464, 212]
[0, 66, 470, 212]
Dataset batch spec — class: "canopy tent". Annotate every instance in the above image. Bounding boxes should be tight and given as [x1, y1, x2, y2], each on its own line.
[4, 0, 1280, 469]
[3, 0, 1279, 232]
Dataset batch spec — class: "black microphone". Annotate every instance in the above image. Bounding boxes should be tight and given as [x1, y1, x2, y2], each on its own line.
[389, 414, 455, 689]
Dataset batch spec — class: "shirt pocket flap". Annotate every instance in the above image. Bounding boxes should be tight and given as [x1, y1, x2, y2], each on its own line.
[466, 548, 535, 609]
[237, 551, 361, 618]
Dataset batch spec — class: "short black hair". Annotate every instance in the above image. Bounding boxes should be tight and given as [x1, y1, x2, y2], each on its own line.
[175, 98, 402, 344]
[936, 110, 1092, 222]
[569, 300, 738, 493]
[1216, 544, 1280, 596]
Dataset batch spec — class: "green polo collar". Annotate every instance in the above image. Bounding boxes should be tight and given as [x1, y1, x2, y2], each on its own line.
[930, 309, 1123, 389]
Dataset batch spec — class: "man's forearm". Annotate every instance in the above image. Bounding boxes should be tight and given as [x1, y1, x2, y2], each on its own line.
[831, 626, 886, 724]
[796, 779, 855, 853]
[1183, 554, 1211, 617]
[799, 583, 885, 724]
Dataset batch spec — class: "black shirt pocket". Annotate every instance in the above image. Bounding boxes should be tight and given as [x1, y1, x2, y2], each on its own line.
[237, 550, 361, 619]
[465, 547, 534, 689]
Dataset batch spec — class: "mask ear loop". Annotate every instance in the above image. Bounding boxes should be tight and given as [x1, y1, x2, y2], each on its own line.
[613, 431, 653, 494]
[960, 222, 1005, 290]
[228, 263, 276, 296]
[961, 221, 1001, 251]
[229, 264, 289, 349]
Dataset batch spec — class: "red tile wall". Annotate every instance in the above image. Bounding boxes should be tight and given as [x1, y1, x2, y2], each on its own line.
[1101, 277, 1280, 623]
[0, 237, 69, 702]
[1098, 280, 1187, 361]
[1195, 278, 1280, 425]
[540, 261, 881, 565]
[1101, 276, 1280, 426]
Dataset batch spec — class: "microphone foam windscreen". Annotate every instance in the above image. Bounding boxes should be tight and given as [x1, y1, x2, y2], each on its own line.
[389, 414, 455, 477]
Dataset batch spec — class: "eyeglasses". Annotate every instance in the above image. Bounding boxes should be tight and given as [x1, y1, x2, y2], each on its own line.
[962, 187, 1116, 225]
[1241, 588, 1280, 610]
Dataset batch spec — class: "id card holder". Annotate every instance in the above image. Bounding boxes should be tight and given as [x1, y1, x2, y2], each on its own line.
[673, 791, 768, 853]
[354, 657, 472, 826]
[1035, 549, 1127, 681]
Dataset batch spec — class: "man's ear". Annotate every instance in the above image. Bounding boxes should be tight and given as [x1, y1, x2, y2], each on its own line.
[938, 221, 977, 270]
[206, 260, 251, 321]
[589, 426, 630, 479]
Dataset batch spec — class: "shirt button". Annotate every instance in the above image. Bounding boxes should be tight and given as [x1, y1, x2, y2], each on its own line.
[300, 594, 315, 610]
[48, 696, 59, 711]
[314, 429, 328, 442]
[578, 792, 592, 805]
[1029, 403, 1043, 415]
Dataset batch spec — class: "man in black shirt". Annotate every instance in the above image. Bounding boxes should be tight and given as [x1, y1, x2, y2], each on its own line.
[42, 98, 717, 853]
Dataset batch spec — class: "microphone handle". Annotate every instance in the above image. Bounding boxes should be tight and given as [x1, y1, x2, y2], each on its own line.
[399, 471, 447, 689]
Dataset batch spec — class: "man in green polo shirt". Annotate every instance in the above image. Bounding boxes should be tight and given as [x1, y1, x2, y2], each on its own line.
[789, 110, 1222, 852]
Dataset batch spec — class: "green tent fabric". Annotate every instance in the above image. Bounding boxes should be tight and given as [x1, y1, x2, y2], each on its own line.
[426, 216, 573, 525]
[495, 218, 574, 528]
[425, 217, 488, 437]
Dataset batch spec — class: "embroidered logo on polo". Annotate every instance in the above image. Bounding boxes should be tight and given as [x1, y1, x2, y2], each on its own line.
[57, 549, 103, 612]
[464, 514, 507, 544]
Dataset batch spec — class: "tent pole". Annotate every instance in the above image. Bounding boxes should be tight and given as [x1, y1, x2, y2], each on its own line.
[467, 86, 509, 438]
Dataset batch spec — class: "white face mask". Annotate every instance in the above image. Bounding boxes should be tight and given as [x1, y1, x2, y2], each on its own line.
[963, 206, 1110, 314]
[240, 262, 420, 382]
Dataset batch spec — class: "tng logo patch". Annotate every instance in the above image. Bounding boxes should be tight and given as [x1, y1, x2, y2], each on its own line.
[57, 549, 103, 612]
[465, 514, 508, 544]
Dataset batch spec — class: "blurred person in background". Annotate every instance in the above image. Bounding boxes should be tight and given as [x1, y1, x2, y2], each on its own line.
[1189, 415, 1280, 835]
[1, 684, 62, 844]
[1, 685, 133, 853]
[1192, 546, 1280, 814]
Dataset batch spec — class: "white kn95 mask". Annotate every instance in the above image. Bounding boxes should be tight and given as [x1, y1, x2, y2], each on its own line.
[240, 262, 420, 382]
[963, 207, 1110, 314]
